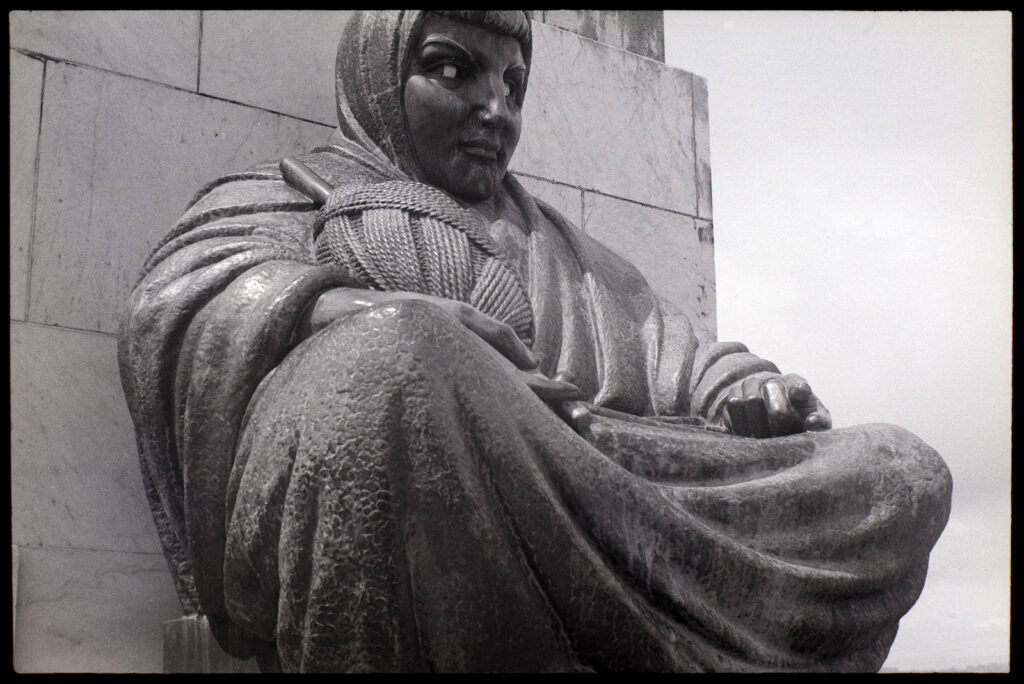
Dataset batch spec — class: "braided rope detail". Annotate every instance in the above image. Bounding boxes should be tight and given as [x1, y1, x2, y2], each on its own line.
[313, 180, 534, 345]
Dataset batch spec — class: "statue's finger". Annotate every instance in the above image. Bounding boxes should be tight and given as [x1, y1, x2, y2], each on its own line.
[495, 323, 538, 370]
[741, 378, 770, 438]
[804, 402, 832, 431]
[565, 401, 592, 430]
[744, 396, 771, 438]
[523, 371, 581, 403]
[762, 379, 804, 436]
[456, 304, 536, 370]
[553, 370, 575, 385]
[741, 376, 762, 401]
[781, 373, 813, 405]
[726, 397, 751, 436]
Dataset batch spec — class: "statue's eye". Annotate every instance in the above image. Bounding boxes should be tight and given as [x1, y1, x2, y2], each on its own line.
[439, 63, 459, 79]
[504, 69, 525, 101]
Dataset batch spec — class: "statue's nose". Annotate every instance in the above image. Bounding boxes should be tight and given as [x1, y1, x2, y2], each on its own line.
[475, 75, 510, 126]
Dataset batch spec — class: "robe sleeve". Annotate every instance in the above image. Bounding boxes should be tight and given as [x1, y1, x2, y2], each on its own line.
[642, 296, 699, 416]
[527, 190, 780, 423]
[118, 162, 359, 617]
[642, 294, 779, 423]
[688, 340, 782, 424]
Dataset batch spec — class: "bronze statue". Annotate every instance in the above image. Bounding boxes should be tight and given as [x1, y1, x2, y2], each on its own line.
[118, 10, 951, 672]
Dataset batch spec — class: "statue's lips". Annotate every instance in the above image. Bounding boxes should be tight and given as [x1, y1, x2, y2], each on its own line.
[461, 140, 501, 161]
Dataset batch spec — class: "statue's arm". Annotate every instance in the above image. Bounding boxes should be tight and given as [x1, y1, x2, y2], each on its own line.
[646, 296, 830, 437]
[688, 338, 832, 438]
[298, 287, 580, 404]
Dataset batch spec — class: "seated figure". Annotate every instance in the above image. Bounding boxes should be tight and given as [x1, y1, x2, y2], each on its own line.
[118, 10, 952, 673]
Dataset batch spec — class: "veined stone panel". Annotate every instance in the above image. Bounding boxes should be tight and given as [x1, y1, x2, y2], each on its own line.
[199, 10, 352, 126]
[28, 61, 332, 334]
[12, 545, 19, 639]
[694, 74, 713, 220]
[517, 21, 698, 216]
[13, 546, 181, 673]
[8, 10, 200, 91]
[583, 192, 716, 339]
[10, 50, 44, 321]
[695, 217, 716, 333]
[541, 10, 665, 62]
[10, 322, 159, 553]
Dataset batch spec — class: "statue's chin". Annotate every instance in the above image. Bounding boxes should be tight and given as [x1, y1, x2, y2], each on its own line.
[442, 175, 503, 204]
[428, 154, 508, 204]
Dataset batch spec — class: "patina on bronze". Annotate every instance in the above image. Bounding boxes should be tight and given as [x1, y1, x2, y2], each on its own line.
[118, 10, 952, 673]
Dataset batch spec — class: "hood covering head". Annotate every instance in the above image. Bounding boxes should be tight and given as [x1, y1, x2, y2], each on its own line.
[335, 10, 532, 182]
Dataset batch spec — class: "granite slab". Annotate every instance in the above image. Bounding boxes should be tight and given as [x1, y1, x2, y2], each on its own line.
[10, 322, 160, 553]
[517, 22, 698, 216]
[199, 10, 352, 125]
[9, 50, 45, 321]
[583, 192, 716, 339]
[9, 10, 200, 91]
[13, 546, 181, 673]
[28, 61, 332, 334]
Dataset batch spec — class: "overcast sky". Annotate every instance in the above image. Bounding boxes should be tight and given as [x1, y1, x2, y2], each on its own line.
[662, 11, 1011, 671]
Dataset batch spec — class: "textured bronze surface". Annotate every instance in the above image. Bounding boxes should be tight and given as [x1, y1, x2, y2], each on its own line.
[118, 10, 951, 672]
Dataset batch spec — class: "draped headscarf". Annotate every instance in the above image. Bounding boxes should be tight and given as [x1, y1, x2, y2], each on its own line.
[333, 10, 532, 183]
[310, 11, 538, 344]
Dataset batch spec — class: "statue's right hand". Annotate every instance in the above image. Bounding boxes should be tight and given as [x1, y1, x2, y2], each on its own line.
[430, 298, 581, 403]
[722, 373, 831, 438]
[430, 296, 540, 371]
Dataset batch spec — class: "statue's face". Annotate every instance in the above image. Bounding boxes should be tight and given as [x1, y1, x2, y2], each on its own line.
[403, 14, 526, 202]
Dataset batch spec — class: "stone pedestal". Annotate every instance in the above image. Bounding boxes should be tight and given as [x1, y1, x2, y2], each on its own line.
[164, 615, 280, 673]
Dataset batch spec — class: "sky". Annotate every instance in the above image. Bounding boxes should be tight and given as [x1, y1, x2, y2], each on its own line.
[662, 11, 1011, 671]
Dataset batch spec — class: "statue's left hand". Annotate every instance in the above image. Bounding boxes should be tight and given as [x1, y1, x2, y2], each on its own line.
[723, 374, 832, 438]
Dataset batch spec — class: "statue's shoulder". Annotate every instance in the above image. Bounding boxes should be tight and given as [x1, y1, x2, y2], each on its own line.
[181, 146, 376, 215]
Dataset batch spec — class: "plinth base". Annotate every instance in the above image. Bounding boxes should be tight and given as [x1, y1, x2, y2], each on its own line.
[164, 615, 280, 673]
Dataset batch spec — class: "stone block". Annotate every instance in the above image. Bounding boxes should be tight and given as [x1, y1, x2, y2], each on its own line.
[13, 546, 20, 637]
[517, 22, 697, 216]
[10, 50, 44, 321]
[10, 322, 160, 553]
[13, 546, 181, 673]
[199, 10, 352, 125]
[513, 174, 583, 228]
[583, 192, 716, 339]
[541, 11, 665, 62]
[693, 75, 713, 220]
[28, 61, 333, 334]
[8, 10, 200, 91]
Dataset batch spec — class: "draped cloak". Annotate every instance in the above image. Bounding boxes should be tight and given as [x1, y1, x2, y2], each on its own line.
[118, 10, 952, 673]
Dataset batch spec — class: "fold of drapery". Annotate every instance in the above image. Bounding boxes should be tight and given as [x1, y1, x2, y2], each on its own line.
[118, 141, 763, 615]
[218, 298, 950, 672]
[119, 134, 951, 672]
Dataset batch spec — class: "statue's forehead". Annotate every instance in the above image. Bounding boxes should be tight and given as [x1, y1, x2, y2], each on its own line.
[412, 13, 525, 63]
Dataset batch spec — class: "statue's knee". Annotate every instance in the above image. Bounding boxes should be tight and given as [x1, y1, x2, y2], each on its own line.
[861, 423, 952, 494]
[313, 297, 468, 378]
[367, 298, 469, 355]
[869, 423, 934, 457]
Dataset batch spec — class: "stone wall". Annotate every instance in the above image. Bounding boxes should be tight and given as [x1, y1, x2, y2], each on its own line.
[10, 10, 714, 672]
